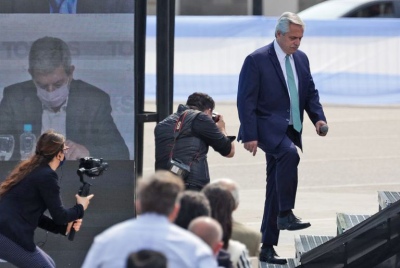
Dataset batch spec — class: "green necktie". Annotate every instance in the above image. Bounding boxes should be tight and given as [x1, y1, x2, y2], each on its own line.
[285, 55, 302, 132]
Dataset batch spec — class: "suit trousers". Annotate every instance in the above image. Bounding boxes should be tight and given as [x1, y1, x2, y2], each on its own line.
[260, 126, 300, 245]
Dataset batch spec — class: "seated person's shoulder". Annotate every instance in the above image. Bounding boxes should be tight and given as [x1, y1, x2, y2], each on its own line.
[232, 220, 261, 238]
[69, 80, 110, 100]
[4, 80, 35, 92]
[71, 79, 106, 93]
[232, 221, 261, 256]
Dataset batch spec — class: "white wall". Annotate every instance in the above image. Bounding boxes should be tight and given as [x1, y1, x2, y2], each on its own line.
[262, 0, 299, 16]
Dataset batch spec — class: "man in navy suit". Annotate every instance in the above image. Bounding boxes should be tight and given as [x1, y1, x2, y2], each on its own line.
[237, 12, 328, 264]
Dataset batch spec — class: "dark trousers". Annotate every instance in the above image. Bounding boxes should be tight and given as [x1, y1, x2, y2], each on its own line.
[185, 182, 204, 191]
[260, 127, 300, 245]
[0, 232, 55, 268]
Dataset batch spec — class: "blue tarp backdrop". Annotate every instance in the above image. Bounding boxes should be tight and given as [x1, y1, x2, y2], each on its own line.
[145, 16, 400, 105]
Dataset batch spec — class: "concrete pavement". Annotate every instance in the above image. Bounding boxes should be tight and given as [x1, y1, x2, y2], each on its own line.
[142, 101, 400, 261]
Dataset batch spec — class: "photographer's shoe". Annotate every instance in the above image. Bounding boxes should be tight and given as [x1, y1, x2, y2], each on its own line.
[259, 247, 287, 264]
[277, 212, 311, 231]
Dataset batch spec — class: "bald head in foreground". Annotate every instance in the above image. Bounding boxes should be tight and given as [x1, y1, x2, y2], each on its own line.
[188, 216, 223, 256]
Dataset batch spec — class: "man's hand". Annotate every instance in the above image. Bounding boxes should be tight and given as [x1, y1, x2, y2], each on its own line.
[215, 114, 226, 132]
[315, 121, 328, 136]
[244, 140, 258, 156]
[64, 140, 90, 160]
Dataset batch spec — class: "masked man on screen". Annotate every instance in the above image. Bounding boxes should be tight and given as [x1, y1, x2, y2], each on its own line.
[0, 36, 129, 160]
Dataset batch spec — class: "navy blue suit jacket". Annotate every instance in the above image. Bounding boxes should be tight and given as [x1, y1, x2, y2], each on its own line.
[237, 42, 326, 151]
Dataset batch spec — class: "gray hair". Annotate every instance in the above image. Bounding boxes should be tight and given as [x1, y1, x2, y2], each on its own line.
[210, 178, 240, 210]
[275, 12, 305, 37]
[29, 36, 73, 76]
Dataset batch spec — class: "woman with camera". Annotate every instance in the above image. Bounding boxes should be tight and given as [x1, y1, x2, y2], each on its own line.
[0, 129, 94, 268]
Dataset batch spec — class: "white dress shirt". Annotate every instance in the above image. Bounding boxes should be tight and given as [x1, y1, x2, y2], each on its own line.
[82, 213, 218, 268]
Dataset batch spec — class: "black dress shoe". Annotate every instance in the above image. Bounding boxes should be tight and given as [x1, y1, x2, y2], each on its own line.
[259, 247, 287, 264]
[277, 212, 311, 231]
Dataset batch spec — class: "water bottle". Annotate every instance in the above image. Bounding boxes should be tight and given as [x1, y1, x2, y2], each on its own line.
[20, 124, 36, 160]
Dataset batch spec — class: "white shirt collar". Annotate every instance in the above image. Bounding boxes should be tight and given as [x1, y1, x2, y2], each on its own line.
[274, 39, 291, 61]
[42, 97, 69, 112]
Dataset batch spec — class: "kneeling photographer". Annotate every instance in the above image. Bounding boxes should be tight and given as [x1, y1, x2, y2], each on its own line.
[0, 130, 94, 267]
[155, 92, 235, 190]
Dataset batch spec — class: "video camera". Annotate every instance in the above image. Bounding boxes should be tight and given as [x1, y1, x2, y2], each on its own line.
[212, 112, 220, 123]
[77, 157, 109, 179]
[75, 157, 108, 200]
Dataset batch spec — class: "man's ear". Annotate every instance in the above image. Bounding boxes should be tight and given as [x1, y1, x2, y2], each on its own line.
[213, 241, 224, 256]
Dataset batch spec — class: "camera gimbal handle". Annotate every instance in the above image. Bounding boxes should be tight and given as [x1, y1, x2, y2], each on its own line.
[68, 169, 92, 241]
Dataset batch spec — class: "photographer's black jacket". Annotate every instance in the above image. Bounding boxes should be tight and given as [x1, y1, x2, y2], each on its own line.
[154, 104, 232, 188]
[0, 164, 84, 251]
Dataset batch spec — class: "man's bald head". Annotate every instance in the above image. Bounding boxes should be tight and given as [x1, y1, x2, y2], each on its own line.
[188, 216, 223, 255]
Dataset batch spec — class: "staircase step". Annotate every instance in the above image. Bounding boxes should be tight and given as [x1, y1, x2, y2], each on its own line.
[259, 258, 298, 268]
[336, 212, 370, 235]
[294, 234, 334, 260]
[378, 191, 400, 210]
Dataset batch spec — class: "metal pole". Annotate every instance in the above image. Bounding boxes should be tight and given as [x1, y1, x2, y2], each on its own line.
[253, 0, 262, 15]
[134, 0, 147, 178]
[168, 0, 175, 114]
[156, 0, 175, 122]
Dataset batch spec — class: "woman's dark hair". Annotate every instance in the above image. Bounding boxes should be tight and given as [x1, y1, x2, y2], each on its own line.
[174, 190, 211, 229]
[126, 250, 167, 268]
[0, 129, 65, 197]
[202, 184, 235, 249]
[186, 92, 215, 112]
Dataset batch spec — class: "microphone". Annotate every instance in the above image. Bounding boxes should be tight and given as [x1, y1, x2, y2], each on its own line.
[320, 124, 329, 135]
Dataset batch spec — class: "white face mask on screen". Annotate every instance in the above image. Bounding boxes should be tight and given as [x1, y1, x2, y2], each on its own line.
[36, 80, 70, 109]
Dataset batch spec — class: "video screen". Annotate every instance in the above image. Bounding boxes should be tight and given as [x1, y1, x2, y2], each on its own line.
[0, 14, 134, 161]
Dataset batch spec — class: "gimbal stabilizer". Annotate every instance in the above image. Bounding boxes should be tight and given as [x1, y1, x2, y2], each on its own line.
[68, 157, 108, 241]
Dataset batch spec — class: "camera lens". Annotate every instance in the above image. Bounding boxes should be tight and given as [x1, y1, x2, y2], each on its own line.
[212, 113, 219, 122]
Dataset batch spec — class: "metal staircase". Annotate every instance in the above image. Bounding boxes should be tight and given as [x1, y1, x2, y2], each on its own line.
[260, 191, 400, 268]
